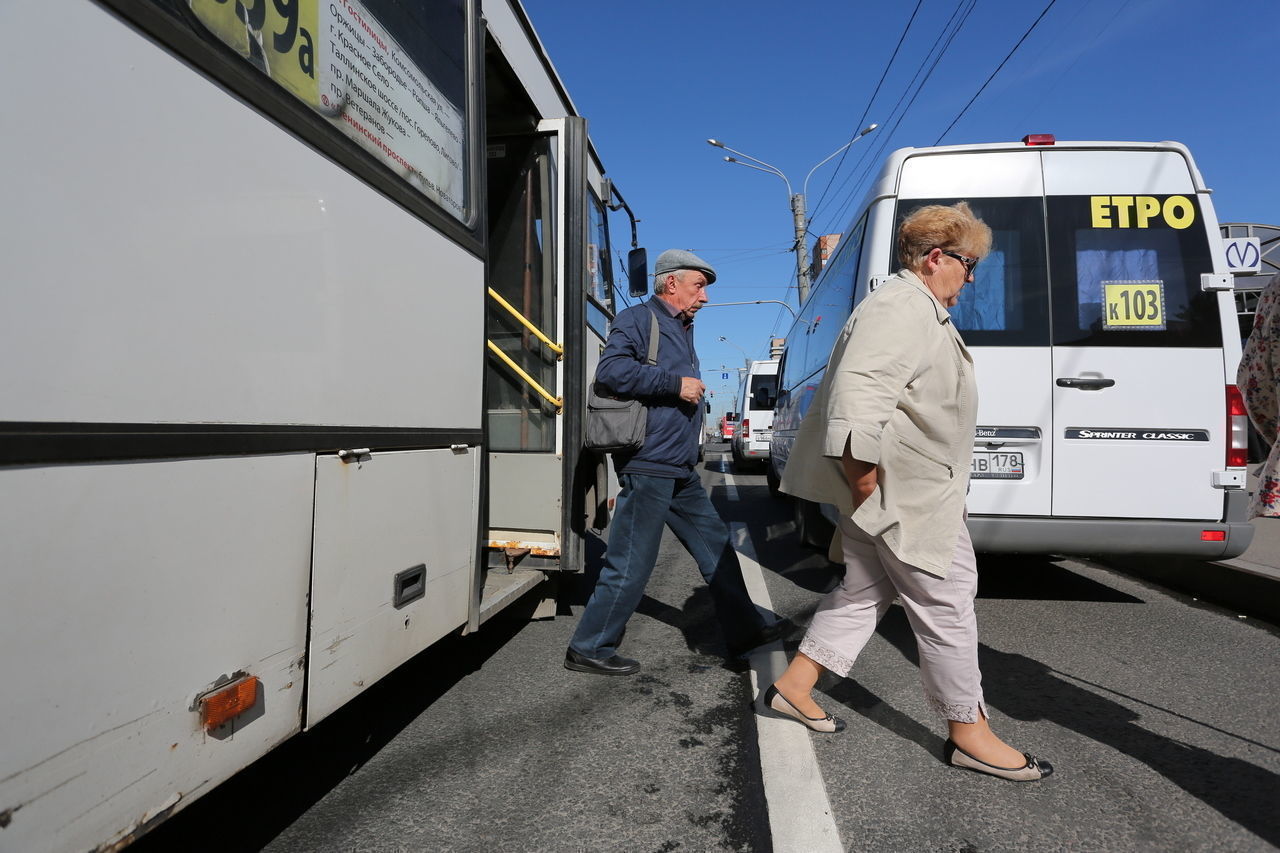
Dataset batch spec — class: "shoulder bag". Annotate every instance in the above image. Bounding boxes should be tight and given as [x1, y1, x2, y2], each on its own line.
[584, 308, 660, 453]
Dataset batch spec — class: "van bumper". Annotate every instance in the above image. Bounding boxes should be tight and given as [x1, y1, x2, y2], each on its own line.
[968, 515, 1254, 560]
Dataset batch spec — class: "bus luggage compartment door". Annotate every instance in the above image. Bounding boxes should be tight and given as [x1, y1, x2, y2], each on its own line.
[307, 447, 480, 728]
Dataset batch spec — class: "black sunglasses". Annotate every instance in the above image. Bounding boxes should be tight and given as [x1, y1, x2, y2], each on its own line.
[939, 249, 979, 275]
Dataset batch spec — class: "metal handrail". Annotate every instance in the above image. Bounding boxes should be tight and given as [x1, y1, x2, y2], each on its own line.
[486, 340, 563, 412]
[487, 287, 564, 358]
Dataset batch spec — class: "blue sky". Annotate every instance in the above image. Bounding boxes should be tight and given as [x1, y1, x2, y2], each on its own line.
[522, 0, 1279, 417]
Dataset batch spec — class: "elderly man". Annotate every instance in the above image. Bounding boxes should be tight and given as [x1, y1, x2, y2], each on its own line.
[565, 249, 791, 676]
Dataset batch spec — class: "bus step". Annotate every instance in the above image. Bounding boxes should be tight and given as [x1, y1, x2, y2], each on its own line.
[476, 568, 546, 627]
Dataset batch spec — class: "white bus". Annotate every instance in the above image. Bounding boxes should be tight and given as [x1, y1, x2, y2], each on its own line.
[0, 1, 643, 849]
[772, 136, 1253, 560]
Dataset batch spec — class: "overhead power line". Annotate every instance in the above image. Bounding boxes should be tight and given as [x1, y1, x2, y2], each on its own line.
[809, 0, 923, 222]
[817, 0, 978, 235]
[933, 0, 1061, 144]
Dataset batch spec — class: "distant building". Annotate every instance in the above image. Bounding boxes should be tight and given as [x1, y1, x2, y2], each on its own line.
[810, 234, 841, 279]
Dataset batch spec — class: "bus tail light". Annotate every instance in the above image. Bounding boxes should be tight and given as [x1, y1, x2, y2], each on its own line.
[1227, 385, 1248, 468]
[1022, 133, 1056, 146]
[199, 675, 259, 731]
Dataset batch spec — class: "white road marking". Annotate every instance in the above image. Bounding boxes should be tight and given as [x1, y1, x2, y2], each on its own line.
[732, 523, 842, 853]
[723, 453, 740, 501]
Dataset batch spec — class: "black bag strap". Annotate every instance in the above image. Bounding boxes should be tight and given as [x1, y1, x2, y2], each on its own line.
[644, 305, 660, 366]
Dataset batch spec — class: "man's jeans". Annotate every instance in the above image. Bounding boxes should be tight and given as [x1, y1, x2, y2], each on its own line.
[569, 469, 766, 659]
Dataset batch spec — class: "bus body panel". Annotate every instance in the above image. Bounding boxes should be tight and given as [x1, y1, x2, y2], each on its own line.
[897, 150, 1044, 198]
[307, 449, 480, 728]
[3, 0, 483, 431]
[1, 0, 636, 846]
[966, 348, 1052, 517]
[0, 456, 313, 853]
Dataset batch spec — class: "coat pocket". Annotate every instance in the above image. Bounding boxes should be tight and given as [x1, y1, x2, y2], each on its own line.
[894, 437, 954, 479]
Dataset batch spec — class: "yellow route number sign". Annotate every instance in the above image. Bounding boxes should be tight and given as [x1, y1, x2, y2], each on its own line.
[189, 0, 319, 107]
[1102, 280, 1166, 330]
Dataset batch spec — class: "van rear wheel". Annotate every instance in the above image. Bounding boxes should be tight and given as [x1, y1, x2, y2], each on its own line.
[766, 462, 781, 498]
[793, 497, 834, 551]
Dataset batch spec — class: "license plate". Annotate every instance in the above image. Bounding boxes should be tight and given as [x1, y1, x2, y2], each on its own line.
[971, 451, 1024, 480]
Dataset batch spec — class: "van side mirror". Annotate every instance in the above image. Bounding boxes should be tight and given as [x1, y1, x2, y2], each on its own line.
[705, 402, 711, 414]
[627, 248, 648, 298]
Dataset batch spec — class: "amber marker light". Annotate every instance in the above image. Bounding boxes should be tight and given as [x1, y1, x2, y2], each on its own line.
[199, 676, 259, 731]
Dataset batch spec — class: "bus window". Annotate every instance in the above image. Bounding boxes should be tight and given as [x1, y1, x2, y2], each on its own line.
[586, 192, 615, 336]
[177, 0, 473, 222]
[1046, 196, 1221, 347]
[892, 198, 1050, 347]
[487, 140, 558, 452]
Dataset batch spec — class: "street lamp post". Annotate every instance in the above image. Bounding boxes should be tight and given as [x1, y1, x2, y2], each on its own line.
[707, 123, 877, 305]
[721, 333, 747, 366]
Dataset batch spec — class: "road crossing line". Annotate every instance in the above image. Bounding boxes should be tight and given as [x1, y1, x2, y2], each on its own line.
[731, 521, 842, 853]
[722, 452, 740, 501]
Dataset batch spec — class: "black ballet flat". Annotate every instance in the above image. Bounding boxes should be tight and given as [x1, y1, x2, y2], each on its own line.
[760, 684, 846, 733]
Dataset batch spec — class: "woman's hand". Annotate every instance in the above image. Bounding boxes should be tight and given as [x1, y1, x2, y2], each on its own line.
[841, 446, 879, 509]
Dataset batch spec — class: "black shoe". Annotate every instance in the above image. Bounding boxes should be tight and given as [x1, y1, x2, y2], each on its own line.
[729, 618, 796, 658]
[761, 685, 846, 733]
[564, 648, 640, 676]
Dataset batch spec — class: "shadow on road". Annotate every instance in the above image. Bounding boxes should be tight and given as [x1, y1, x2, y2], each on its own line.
[842, 606, 1280, 847]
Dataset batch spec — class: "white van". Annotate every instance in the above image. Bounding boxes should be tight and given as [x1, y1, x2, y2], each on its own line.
[772, 136, 1253, 559]
[732, 358, 779, 471]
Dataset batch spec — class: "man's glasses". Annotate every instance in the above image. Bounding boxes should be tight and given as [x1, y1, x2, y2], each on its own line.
[939, 249, 979, 275]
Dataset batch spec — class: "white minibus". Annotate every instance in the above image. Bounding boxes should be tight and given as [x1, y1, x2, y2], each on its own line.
[772, 136, 1253, 559]
[732, 358, 779, 471]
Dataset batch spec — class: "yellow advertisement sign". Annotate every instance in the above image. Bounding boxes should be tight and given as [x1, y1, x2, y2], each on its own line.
[1102, 281, 1166, 329]
[1089, 195, 1195, 230]
[189, 0, 320, 107]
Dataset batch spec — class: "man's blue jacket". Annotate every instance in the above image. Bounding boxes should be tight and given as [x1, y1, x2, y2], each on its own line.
[595, 297, 701, 477]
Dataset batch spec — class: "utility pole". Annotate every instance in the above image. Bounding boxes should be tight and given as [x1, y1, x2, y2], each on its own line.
[790, 192, 811, 304]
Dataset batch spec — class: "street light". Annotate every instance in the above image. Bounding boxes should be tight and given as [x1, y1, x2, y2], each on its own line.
[703, 299, 797, 318]
[721, 333, 747, 366]
[708, 123, 877, 305]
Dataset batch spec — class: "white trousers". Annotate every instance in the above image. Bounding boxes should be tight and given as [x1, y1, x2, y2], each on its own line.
[798, 516, 988, 723]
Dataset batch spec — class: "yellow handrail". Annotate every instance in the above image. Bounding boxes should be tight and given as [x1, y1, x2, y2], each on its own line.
[487, 287, 564, 359]
[486, 340, 563, 412]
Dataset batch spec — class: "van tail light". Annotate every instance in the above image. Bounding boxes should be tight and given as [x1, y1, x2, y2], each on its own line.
[741, 418, 750, 436]
[1022, 133, 1055, 146]
[1227, 385, 1248, 468]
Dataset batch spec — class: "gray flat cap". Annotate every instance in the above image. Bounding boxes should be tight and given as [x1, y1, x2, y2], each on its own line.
[654, 248, 716, 284]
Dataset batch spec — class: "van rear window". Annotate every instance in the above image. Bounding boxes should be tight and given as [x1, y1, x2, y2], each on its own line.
[1046, 195, 1221, 347]
[747, 374, 777, 411]
[894, 198, 1049, 347]
[893, 195, 1221, 348]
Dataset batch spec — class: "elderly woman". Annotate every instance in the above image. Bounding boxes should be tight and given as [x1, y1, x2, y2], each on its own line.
[767, 202, 1052, 782]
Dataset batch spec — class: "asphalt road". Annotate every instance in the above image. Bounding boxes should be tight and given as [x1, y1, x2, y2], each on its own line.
[135, 443, 1280, 852]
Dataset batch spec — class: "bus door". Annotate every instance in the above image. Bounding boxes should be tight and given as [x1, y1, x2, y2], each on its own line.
[1043, 151, 1227, 520]
[485, 116, 594, 584]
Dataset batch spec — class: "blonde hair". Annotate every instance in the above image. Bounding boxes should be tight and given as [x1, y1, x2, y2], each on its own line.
[896, 202, 992, 270]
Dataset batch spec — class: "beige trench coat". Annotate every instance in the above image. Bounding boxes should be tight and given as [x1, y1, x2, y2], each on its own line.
[779, 270, 978, 578]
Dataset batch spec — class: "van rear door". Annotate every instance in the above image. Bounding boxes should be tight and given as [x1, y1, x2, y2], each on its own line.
[1042, 150, 1226, 520]
[895, 151, 1052, 517]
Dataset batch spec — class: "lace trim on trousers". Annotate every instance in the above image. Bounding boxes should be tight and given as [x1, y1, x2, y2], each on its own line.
[799, 636, 855, 677]
[925, 692, 988, 724]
